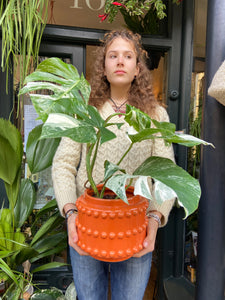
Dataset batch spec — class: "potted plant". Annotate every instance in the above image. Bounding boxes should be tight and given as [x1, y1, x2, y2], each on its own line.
[19, 57, 213, 262]
[99, 0, 183, 24]
[0, 118, 68, 299]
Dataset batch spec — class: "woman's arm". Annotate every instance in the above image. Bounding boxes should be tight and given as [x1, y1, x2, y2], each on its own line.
[52, 137, 82, 216]
[52, 137, 88, 255]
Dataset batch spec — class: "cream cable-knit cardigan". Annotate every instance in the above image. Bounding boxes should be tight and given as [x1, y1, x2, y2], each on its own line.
[52, 101, 175, 226]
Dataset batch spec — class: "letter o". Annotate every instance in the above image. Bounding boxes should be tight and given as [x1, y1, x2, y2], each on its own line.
[85, 0, 105, 11]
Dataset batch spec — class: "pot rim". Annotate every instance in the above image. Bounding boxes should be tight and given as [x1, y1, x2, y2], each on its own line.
[83, 184, 146, 207]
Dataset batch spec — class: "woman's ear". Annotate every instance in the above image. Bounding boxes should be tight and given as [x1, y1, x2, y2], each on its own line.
[135, 64, 140, 77]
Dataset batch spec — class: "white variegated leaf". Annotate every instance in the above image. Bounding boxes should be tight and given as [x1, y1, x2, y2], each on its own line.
[134, 176, 152, 200]
[154, 180, 177, 204]
[177, 199, 189, 218]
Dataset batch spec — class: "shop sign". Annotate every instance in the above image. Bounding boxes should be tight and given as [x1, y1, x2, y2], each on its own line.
[70, 0, 105, 11]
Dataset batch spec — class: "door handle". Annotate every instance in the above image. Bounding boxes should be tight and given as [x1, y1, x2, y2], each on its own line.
[169, 90, 179, 100]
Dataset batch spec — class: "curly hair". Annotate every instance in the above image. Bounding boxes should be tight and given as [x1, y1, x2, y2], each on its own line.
[89, 29, 160, 118]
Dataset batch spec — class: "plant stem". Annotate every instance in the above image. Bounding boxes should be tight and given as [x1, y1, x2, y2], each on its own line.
[117, 142, 134, 166]
[90, 132, 101, 172]
[104, 112, 125, 124]
[99, 142, 134, 198]
[86, 143, 99, 196]
[89, 112, 130, 198]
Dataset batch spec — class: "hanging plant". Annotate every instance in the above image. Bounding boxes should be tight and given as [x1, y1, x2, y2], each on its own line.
[0, 0, 48, 91]
[99, 0, 183, 23]
[120, 6, 161, 35]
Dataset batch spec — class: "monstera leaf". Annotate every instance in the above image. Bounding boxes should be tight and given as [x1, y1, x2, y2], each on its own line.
[105, 157, 201, 218]
[19, 58, 123, 146]
[125, 105, 214, 147]
[19, 57, 90, 122]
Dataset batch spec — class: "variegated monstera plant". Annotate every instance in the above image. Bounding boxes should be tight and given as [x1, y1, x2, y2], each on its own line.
[19, 58, 213, 218]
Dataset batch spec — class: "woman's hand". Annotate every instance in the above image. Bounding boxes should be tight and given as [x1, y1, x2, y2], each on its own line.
[65, 206, 88, 256]
[133, 211, 162, 257]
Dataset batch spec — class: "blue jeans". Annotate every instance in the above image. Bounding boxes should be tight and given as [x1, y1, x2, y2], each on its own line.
[69, 246, 152, 300]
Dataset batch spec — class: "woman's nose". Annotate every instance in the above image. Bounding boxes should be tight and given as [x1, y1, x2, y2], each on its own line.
[117, 55, 124, 65]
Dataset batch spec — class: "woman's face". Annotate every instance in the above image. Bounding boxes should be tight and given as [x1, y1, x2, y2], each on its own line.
[104, 37, 139, 89]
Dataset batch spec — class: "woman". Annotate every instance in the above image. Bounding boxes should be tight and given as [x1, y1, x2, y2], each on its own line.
[52, 29, 175, 300]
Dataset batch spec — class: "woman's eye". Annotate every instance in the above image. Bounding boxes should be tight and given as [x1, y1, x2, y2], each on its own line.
[110, 55, 116, 58]
[125, 54, 132, 59]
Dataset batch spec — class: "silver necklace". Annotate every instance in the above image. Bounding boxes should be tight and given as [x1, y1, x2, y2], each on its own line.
[110, 98, 127, 112]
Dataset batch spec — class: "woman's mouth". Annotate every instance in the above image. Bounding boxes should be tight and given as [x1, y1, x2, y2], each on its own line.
[115, 70, 126, 74]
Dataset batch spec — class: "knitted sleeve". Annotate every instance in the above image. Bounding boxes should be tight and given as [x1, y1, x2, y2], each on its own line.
[52, 137, 82, 216]
[148, 106, 176, 226]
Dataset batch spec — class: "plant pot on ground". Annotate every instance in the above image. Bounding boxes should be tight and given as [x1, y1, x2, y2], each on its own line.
[19, 57, 213, 262]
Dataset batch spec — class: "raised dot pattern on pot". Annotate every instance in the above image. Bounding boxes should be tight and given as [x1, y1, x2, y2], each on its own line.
[76, 195, 148, 262]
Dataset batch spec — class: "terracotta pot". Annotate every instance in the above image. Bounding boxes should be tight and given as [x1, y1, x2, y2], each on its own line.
[76, 184, 149, 262]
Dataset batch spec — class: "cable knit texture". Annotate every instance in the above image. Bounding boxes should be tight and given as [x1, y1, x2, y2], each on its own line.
[52, 101, 175, 226]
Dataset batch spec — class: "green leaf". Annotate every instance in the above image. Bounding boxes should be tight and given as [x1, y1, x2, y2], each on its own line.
[31, 293, 56, 300]
[14, 246, 39, 266]
[0, 118, 23, 185]
[124, 106, 214, 148]
[4, 168, 21, 209]
[134, 156, 201, 217]
[124, 104, 152, 131]
[3, 280, 23, 300]
[24, 71, 70, 86]
[165, 132, 215, 147]
[76, 73, 91, 106]
[30, 243, 67, 263]
[14, 179, 36, 228]
[0, 220, 25, 252]
[0, 258, 20, 288]
[31, 287, 65, 300]
[31, 213, 63, 246]
[35, 57, 80, 81]
[26, 124, 60, 173]
[105, 174, 137, 203]
[31, 262, 67, 273]
[31, 232, 67, 253]
[0, 119, 23, 208]
[104, 161, 126, 181]
[20, 58, 91, 122]
[0, 250, 12, 258]
[41, 113, 97, 143]
[0, 208, 12, 225]
[151, 119, 176, 132]
[99, 127, 116, 145]
[31, 203, 61, 233]
[87, 105, 104, 127]
[29, 94, 73, 122]
[32, 199, 58, 222]
[127, 127, 171, 143]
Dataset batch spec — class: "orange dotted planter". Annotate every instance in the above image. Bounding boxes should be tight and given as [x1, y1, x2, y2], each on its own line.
[76, 185, 149, 262]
